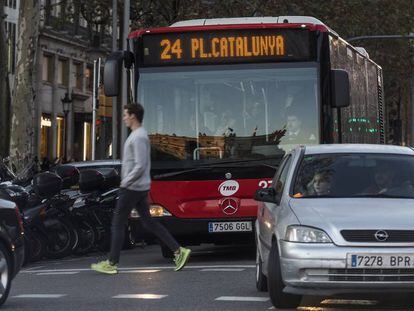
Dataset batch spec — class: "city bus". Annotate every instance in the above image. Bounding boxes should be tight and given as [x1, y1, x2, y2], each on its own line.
[103, 16, 385, 257]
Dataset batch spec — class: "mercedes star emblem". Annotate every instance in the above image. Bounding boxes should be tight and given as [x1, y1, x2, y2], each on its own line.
[374, 230, 389, 242]
[220, 197, 239, 215]
[225, 172, 232, 180]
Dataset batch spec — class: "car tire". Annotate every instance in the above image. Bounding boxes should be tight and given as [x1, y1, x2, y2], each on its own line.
[256, 246, 268, 292]
[267, 241, 301, 309]
[0, 243, 12, 307]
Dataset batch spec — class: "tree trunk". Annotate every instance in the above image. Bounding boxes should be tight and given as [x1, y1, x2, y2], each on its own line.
[0, 1, 11, 158]
[10, 0, 41, 169]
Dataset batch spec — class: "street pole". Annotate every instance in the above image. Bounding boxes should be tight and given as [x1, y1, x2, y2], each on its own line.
[111, 0, 118, 159]
[120, 0, 130, 156]
[64, 111, 68, 162]
[92, 60, 97, 160]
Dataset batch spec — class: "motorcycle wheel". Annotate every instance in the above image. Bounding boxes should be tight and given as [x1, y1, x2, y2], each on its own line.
[73, 220, 97, 255]
[44, 218, 77, 259]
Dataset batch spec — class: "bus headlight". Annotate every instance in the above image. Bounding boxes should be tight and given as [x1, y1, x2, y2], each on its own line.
[129, 205, 172, 218]
[149, 204, 172, 217]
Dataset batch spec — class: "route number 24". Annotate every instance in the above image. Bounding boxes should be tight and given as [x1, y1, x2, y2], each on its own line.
[160, 39, 183, 60]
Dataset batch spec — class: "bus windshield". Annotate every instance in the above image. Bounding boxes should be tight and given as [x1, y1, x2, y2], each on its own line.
[137, 63, 320, 166]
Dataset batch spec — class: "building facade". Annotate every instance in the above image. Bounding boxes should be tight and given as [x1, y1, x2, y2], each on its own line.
[35, 1, 113, 163]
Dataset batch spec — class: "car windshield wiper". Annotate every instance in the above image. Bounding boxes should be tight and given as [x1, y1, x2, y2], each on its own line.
[352, 193, 414, 199]
[298, 194, 338, 198]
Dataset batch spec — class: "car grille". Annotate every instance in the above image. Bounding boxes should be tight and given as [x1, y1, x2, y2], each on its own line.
[328, 269, 414, 282]
[341, 230, 414, 242]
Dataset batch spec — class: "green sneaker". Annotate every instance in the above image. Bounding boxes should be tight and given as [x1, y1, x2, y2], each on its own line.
[174, 247, 191, 271]
[91, 260, 118, 275]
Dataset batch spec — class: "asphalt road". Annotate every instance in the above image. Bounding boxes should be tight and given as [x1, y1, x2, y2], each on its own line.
[5, 244, 414, 311]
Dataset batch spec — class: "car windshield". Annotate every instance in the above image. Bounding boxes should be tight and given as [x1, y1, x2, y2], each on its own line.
[293, 153, 414, 198]
[137, 63, 319, 167]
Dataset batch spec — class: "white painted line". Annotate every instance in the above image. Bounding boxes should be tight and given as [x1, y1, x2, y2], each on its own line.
[200, 268, 245, 272]
[12, 294, 66, 299]
[36, 272, 79, 276]
[120, 269, 160, 274]
[20, 264, 255, 274]
[215, 296, 269, 302]
[113, 294, 168, 299]
[23, 265, 46, 271]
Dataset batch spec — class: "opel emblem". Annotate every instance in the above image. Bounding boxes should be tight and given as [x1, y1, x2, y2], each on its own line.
[225, 172, 232, 180]
[374, 230, 389, 242]
[219, 197, 239, 215]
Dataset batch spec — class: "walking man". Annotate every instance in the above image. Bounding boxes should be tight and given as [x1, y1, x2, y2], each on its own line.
[91, 103, 191, 274]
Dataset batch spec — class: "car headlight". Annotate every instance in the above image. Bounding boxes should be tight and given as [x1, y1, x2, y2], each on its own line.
[285, 225, 332, 243]
[129, 204, 172, 219]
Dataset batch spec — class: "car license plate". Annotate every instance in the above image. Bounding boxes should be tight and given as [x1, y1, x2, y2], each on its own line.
[208, 221, 252, 233]
[347, 253, 414, 268]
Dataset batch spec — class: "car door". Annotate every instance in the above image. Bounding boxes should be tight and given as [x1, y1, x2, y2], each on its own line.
[258, 154, 293, 264]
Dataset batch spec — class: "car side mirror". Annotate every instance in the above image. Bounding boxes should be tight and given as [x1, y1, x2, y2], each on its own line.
[254, 188, 276, 203]
[330, 69, 350, 108]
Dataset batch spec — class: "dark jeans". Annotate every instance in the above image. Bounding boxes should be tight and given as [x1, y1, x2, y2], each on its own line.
[108, 188, 180, 264]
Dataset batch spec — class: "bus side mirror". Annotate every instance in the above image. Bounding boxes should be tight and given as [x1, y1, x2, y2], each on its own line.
[104, 51, 124, 97]
[331, 69, 350, 108]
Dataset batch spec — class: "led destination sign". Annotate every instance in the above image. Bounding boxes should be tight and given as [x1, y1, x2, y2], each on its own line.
[141, 29, 311, 66]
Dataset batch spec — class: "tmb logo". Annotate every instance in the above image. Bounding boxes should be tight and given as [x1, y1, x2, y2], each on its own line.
[218, 180, 239, 196]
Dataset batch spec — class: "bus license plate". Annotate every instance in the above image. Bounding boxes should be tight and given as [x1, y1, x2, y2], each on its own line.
[208, 221, 252, 233]
[347, 253, 414, 268]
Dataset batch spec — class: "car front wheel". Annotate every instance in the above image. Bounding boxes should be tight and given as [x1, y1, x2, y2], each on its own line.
[267, 240, 301, 309]
[0, 243, 11, 307]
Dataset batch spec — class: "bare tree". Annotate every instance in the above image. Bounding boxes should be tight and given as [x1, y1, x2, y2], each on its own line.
[9, 0, 41, 169]
[0, 0, 11, 158]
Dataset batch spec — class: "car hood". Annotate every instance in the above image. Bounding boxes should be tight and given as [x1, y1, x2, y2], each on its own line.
[288, 198, 414, 245]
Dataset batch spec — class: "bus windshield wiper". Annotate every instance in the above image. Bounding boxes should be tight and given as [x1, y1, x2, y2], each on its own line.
[199, 155, 283, 167]
[152, 157, 281, 180]
[152, 167, 211, 180]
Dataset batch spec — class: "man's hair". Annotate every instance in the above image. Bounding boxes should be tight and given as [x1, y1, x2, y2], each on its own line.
[124, 103, 144, 123]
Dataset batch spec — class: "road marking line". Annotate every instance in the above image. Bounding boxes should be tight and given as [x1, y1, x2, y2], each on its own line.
[200, 268, 245, 272]
[36, 272, 79, 276]
[12, 294, 66, 298]
[215, 296, 269, 302]
[23, 265, 46, 271]
[113, 294, 168, 299]
[20, 265, 255, 274]
[120, 270, 160, 274]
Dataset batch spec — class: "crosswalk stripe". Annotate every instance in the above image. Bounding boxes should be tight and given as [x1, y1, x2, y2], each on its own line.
[36, 272, 79, 276]
[113, 294, 168, 299]
[215, 296, 269, 302]
[200, 268, 245, 272]
[12, 294, 66, 298]
[20, 264, 255, 274]
[119, 269, 160, 274]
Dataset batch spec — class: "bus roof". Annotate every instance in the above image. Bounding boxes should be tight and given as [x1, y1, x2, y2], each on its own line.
[128, 16, 331, 39]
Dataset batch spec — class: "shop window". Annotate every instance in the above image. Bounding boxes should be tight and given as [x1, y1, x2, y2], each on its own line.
[40, 115, 52, 159]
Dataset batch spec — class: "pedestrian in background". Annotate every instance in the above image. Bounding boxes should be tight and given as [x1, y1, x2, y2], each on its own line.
[91, 103, 191, 274]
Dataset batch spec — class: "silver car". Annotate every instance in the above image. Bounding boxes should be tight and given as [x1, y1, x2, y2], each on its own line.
[255, 144, 414, 309]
